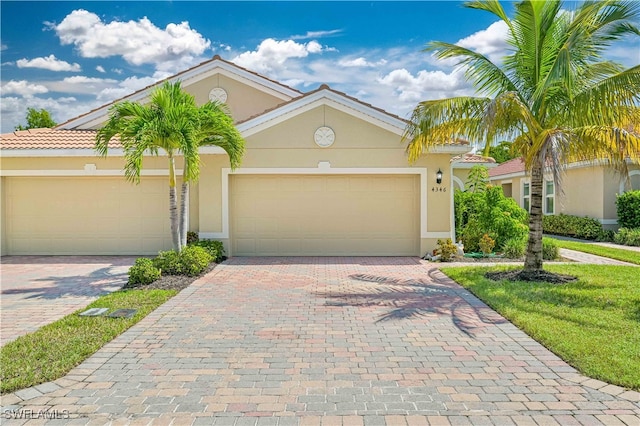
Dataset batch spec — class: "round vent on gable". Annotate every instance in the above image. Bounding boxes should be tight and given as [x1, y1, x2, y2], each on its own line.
[314, 126, 335, 148]
[208, 87, 228, 103]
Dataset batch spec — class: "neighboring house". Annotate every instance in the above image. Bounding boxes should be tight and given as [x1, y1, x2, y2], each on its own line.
[0, 56, 470, 257]
[488, 157, 640, 229]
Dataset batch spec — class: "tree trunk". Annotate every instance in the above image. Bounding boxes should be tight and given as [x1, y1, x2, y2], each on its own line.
[168, 153, 180, 252]
[179, 181, 189, 250]
[524, 158, 544, 272]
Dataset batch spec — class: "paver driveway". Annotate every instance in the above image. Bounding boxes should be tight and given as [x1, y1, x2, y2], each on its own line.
[0, 256, 137, 346]
[2, 257, 639, 425]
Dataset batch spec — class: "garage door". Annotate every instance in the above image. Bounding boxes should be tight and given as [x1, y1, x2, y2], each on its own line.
[230, 175, 420, 256]
[4, 177, 172, 255]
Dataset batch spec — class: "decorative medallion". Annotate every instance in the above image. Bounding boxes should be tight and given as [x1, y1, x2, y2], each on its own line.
[314, 126, 335, 148]
[208, 87, 228, 103]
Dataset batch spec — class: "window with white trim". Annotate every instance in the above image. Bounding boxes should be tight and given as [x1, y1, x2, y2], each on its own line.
[523, 182, 530, 212]
[545, 180, 555, 214]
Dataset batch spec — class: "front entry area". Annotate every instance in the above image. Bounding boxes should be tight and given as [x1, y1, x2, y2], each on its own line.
[230, 174, 420, 256]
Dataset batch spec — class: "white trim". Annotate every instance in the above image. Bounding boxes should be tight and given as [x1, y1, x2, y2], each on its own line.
[619, 170, 640, 193]
[1, 146, 226, 158]
[211, 166, 432, 240]
[499, 179, 513, 184]
[451, 162, 498, 169]
[1, 169, 182, 177]
[600, 219, 618, 225]
[452, 176, 465, 191]
[428, 145, 471, 154]
[237, 90, 407, 137]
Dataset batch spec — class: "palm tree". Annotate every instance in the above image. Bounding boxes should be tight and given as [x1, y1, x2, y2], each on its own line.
[96, 81, 245, 252]
[404, 0, 640, 279]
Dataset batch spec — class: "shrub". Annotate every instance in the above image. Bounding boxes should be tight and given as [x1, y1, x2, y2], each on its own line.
[193, 240, 225, 263]
[542, 214, 603, 240]
[616, 191, 640, 229]
[596, 229, 615, 243]
[179, 245, 213, 276]
[128, 258, 161, 285]
[187, 231, 199, 244]
[479, 234, 496, 255]
[153, 250, 184, 275]
[614, 228, 640, 247]
[542, 237, 559, 260]
[502, 237, 526, 259]
[436, 239, 458, 262]
[455, 186, 528, 252]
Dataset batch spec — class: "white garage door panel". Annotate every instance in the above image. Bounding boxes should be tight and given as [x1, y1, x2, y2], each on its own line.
[231, 175, 420, 256]
[5, 177, 172, 255]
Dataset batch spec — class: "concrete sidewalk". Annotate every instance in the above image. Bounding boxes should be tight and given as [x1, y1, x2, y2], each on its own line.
[1, 257, 637, 425]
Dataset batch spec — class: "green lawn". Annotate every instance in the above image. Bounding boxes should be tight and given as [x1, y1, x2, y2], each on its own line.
[0, 289, 176, 394]
[441, 264, 640, 391]
[549, 237, 640, 265]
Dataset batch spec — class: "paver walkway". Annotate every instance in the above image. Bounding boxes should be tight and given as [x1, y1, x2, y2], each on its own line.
[0, 256, 137, 346]
[1, 257, 638, 425]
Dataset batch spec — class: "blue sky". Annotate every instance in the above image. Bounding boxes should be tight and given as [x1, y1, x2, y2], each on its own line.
[1, 1, 638, 133]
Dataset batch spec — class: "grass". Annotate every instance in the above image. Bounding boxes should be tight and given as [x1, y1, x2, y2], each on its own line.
[0, 289, 176, 394]
[441, 264, 640, 391]
[549, 237, 640, 265]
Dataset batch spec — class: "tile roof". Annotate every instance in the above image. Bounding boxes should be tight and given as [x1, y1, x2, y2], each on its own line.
[451, 153, 496, 164]
[488, 157, 525, 177]
[0, 128, 117, 150]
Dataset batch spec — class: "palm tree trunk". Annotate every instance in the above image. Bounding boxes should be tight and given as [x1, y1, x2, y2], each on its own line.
[168, 153, 180, 252]
[179, 181, 189, 250]
[524, 158, 544, 272]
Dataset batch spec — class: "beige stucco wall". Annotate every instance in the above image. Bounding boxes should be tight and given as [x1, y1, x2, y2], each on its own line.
[0, 177, 6, 255]
[187, 73, 289, 123]
[561, 166, 604, 219]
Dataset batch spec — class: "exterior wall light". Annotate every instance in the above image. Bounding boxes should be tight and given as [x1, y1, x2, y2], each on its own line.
[436, 168, 443, 185]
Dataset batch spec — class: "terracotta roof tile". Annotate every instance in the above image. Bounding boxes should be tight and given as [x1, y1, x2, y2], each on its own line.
[488, 157, 525, 177]
[451, 153, 495, 163]
[0, 128, 119, 150]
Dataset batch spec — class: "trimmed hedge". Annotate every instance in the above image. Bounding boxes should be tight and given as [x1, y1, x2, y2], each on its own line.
[614, 228, 640, 247]
[542, 213, 603, 240]
[616, 191, 640, 229]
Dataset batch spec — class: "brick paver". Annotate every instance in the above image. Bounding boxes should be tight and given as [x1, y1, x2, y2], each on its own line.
[0, 256, 137, 346]
[1, 256, 638, 425]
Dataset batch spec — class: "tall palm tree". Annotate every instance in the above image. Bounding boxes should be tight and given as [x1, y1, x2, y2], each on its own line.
[96, 81, 245, 252]
[404, 0, 640, 278]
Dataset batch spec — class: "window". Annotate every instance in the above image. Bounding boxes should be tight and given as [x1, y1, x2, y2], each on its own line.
[523, 182, 530, 212]
[545, 180, 555, 214]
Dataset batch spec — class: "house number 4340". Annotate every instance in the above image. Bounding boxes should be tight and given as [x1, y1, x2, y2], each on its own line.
[431, 187, 447, 192]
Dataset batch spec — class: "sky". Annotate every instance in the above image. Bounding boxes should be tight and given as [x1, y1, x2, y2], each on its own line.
[1, 1, 639, 134]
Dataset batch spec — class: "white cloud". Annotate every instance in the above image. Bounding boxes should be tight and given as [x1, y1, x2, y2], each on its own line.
[46, 75, 118, 95]
[16, 55, 81, 72]
[51, 9, 211, 71]
[338, 57, 387, 68]
[378, 68, 469, 103]
[1, 44, 7, 51]
[290, 29, 342, 40]
[0, 80, 49, 96]
[96, 72, 171, 102]
[232, 38, 328, 73]
[112, 68, 123, 75]
[1, 95, 93, 133]
[96, 65, 106, 73]
[456, 20, 509, 63]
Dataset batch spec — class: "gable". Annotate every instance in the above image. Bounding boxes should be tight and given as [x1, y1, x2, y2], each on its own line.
[60, 56, 301, 131]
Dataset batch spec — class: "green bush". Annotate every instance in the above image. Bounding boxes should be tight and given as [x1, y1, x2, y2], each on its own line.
[479, 234, 496, 255]
[614, 228, 640, 247]
[436, 239, 458, 262]
[543, 213, 603, 240]
[128, 258, 161, 285]
[542, 237, 559, 260]
[616, 191, 640, 229]
[596, 229, 615, 242]
[153, 250, 184, 275]
[193, 240, 225, 263]
[455, 186, 528, 252]
[179, 245, 213, 276]
[502, 237, 526, 259]
[186, 231, 199, 244]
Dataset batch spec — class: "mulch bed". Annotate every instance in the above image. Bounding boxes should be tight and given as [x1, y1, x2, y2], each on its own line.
[123, 263, 217, 292]
[485, 269, 578, 284]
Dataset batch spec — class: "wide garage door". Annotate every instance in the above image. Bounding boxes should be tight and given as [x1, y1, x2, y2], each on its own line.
[4, 177, 172, 255]
[230, 174, 420, 256]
